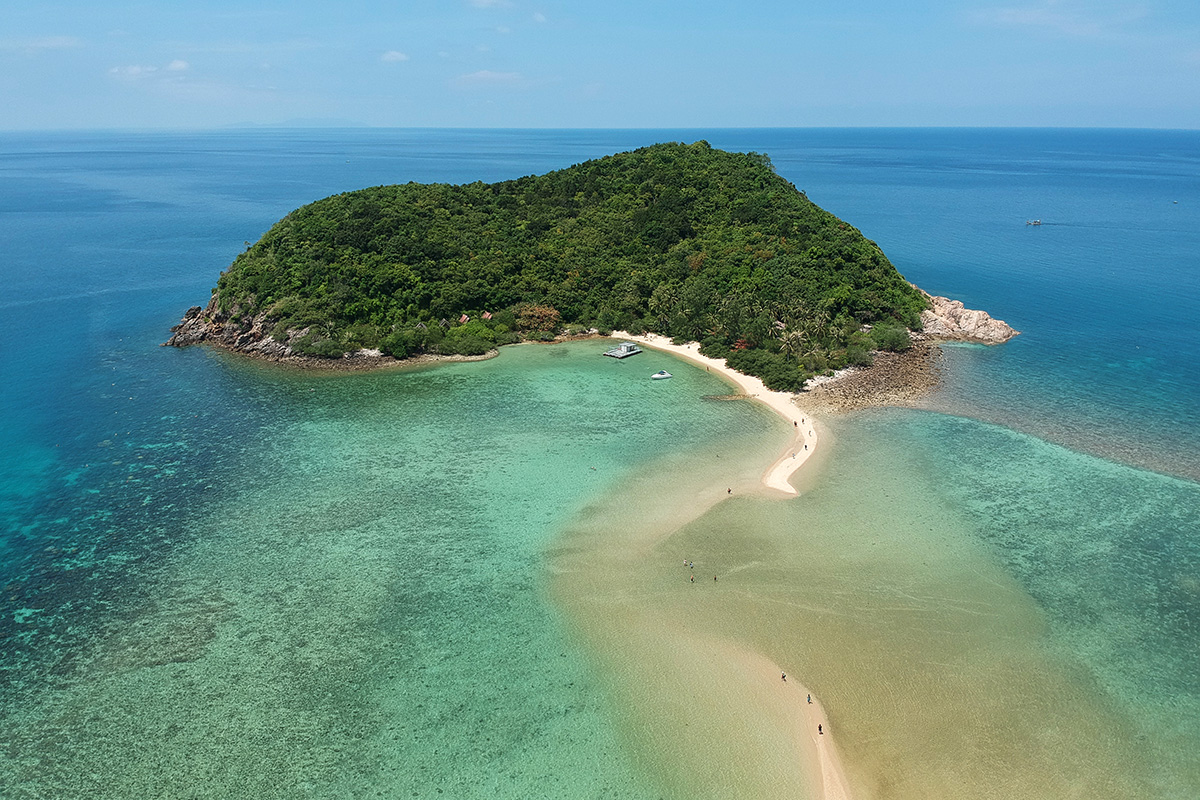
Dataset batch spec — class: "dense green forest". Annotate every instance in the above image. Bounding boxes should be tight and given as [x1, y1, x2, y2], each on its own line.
[211, 141, 927, 390]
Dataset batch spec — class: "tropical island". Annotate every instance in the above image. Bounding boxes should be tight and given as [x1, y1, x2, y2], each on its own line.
[168, 141, 1014, 391]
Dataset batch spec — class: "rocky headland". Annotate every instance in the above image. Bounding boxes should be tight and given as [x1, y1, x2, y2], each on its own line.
[798, 292, 1018, 413]
[165, 302, 495, 371]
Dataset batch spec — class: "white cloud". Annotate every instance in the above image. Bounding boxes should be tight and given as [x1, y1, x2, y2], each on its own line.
[532, 12, 548, 23]
[456, 69, 521, 85]
[470, 0, 511, 7]
[166, 59, 190, 71]
[381, 50, 410, 62]
[496, 26, 512, 34]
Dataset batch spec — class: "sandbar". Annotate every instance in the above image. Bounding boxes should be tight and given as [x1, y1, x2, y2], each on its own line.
[610, 332, 817, 496]
[597, 333, 852, 799]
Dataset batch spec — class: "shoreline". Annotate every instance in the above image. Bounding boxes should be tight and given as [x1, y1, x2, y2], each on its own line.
[611, 332, 817, 496]
[604, 332, 853, 799]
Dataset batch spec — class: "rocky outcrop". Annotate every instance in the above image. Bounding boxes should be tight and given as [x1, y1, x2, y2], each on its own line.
[165, 297, 293, 358]
[917, 290, 1019, 344]
[164, 297, 391, 368]
[165, 297, 500, 370]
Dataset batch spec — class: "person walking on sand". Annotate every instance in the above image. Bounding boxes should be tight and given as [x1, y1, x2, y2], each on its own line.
[781, 672, 786, 682]
[807, 694, 811, 704]
[818, 724, 823, 735]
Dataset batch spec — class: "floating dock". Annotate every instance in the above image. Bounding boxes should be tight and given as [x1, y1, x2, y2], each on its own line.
[603, 342, 642, 358]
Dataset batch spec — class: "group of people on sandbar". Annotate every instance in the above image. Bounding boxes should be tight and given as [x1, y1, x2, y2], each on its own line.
[781, 673, 825, 735]
[683, 559, 718, 583]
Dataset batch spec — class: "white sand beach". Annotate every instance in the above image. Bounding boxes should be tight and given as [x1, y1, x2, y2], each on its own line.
[610, 333, 817, 496]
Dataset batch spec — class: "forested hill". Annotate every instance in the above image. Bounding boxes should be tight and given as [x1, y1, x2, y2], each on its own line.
[174, 141, 929, 390]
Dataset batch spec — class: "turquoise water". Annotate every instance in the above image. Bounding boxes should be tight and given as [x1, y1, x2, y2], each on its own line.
[2, 129, 1198, 797]
[854, 410, 1200, 797]
[1, 340, 778, 798]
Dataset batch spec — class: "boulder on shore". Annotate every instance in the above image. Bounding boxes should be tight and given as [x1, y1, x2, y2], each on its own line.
[917, 290, 1019, 344]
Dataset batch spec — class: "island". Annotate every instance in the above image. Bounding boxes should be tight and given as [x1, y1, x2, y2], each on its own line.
[168, 141, 1016, 391]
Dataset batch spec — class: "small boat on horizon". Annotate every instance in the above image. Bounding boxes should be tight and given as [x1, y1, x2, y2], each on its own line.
[651, 370, 672, 380]
[1026, 219, 1043, 226]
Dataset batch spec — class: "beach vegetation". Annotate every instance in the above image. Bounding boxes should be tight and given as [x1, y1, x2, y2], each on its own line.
[210, 142, 927, 385]
[869, 322, 913, 352]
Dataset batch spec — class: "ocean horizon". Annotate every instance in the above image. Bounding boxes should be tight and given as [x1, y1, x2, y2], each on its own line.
[2, 128, 1198, 798]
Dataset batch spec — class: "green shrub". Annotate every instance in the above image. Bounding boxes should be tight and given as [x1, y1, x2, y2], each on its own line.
[698, 337, 730, 359]
[345, 323, 381, 349]
[845, 344, 874, 366]
[438, 334, 492, 356]
[379, 331, 412, 358]
[725, 347, 808, 392]
[870, 322, 912, 352]
[293, 332, 349, 358]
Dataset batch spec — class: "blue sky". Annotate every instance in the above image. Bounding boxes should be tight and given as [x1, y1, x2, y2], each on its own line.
[2, 0, 1198, 129]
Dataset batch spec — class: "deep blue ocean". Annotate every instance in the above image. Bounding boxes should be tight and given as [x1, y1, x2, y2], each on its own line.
[1, 129, 1198, 798]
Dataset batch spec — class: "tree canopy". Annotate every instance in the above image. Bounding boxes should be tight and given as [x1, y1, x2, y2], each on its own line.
[211, 141, 927, 389]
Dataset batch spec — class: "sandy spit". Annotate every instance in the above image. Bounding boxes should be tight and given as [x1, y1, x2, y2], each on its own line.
[606, 333, 853, 800]
[610, 333, 816, 496]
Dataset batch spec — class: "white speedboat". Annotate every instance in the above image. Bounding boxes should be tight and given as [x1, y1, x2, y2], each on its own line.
[651, 370, 672, 380]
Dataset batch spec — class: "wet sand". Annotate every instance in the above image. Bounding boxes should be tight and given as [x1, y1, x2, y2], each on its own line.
[552, 337, 852, 799]
[549, 339, 1152, 799]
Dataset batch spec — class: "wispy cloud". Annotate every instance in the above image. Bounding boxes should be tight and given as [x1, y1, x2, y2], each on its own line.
[970, 2, 1149, 38]
[109, 59, 190, 80]
[532, 12, 547, 23]
[381, 50, 410, 62]
[109, 64, 158, 77]
[455, 69, 521, 86]
[470, 0, 512, 7]
[0, 35, 83, 54]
